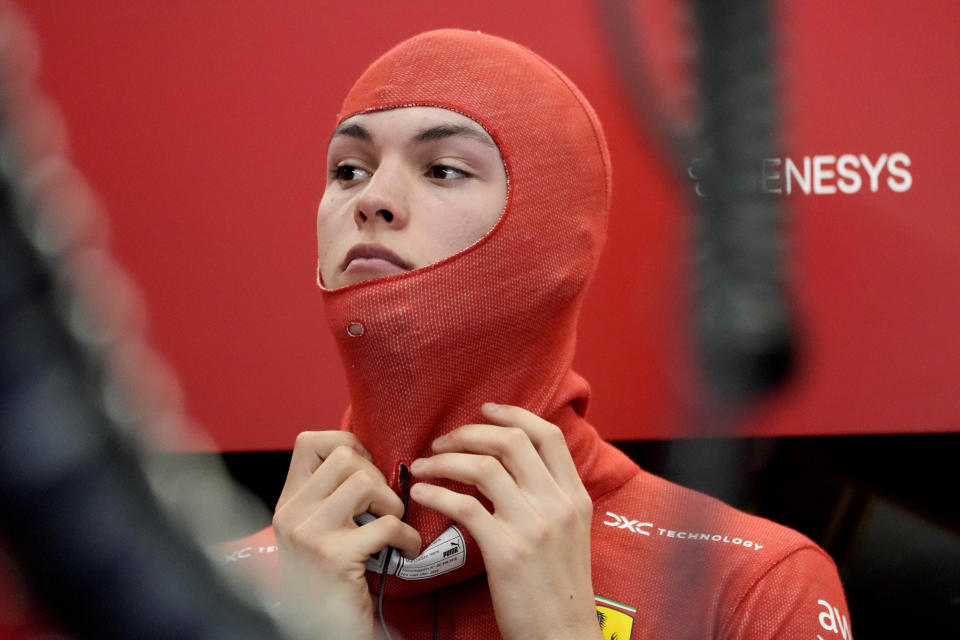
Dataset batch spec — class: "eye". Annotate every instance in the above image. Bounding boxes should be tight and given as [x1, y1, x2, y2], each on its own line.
[428, 164, 469, 180]
[332, 164, 369, 182]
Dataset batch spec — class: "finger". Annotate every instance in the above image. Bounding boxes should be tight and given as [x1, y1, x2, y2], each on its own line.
[277, 446, 398, 525]
[286, 514, 421, 567]
[277, 431, 372, 510]
[307, 468, 406, 529]
[431, 422, 558, 500]
[409, 482, 501, 550]
[353, 514, 422, 561]
[480, 403, 585, 499]
[410, 453, 530, 521]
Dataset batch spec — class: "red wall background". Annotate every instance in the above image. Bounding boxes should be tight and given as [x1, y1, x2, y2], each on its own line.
[16, 0, 960, 450]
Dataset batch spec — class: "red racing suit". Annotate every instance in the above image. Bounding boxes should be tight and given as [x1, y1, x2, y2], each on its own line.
[223, 429, 853, 640]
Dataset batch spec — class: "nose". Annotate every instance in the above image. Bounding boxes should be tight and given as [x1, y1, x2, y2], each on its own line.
[353, 163, 409, 230]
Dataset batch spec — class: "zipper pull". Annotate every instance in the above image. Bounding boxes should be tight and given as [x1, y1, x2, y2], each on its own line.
[398, 462, 411, 521]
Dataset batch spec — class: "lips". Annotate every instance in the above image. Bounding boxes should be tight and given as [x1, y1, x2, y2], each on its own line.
[341, 243, 413, 273]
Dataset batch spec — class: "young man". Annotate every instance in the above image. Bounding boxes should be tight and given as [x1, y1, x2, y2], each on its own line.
[226, 29, 852, 640]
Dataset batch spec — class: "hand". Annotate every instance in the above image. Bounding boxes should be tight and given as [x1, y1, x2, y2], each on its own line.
[409, 404, 602, 640]
[273, 431, 421, 639]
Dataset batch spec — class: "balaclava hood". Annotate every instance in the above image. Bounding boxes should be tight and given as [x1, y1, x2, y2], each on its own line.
[319, 29, 634, 597]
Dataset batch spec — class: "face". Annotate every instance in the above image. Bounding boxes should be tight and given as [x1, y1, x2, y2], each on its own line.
[317, 106, 508, 290]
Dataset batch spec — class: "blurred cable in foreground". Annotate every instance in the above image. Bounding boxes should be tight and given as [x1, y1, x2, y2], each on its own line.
[599, 0, 795, 413]
[0, 4, 287, 638]
[689, 0, 794, 408]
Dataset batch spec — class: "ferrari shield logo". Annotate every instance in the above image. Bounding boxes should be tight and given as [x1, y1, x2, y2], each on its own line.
[595, 596, 635, 640]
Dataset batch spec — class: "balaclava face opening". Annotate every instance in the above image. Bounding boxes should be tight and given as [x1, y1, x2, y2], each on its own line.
[318, 29, 628, 597]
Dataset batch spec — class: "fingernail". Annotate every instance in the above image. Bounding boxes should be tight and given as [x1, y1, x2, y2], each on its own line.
[482, 402, 501, 413]
[410, 458, 425, 473]
[431, 435, 447, 449]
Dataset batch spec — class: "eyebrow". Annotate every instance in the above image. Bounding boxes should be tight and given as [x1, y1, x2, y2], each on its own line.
[411, 124, 496, 148]
[331, 123, 372, 142]
[331, 121, 496, 148]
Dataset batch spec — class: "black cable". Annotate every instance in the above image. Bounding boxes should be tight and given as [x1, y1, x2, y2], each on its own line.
[0, 9, 286, 639]
[688, 0, 794, 408]
[597, 0, 795, 411]
[376, 463, 411, 640]
[377, 546, 396, 640]
[0, 143, 286, 640]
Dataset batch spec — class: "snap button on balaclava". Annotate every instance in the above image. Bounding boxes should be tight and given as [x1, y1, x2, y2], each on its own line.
[346, 322, 365, 338]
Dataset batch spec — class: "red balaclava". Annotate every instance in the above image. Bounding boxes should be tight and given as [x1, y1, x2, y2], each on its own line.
[319, 29, 635, 599]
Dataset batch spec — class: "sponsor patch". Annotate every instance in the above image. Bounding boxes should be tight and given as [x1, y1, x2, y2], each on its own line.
[816, 598, 851, 639]
[601, 512, 765, 551]
[654, 528, 763, 551]
[603, 512, 653, 535]
[222, 544, 277, 563]
[396, 525, 466, 580]
[595, 596, 635, 640]
[356, 515, 466, 580]
[688, 151, 912, 197]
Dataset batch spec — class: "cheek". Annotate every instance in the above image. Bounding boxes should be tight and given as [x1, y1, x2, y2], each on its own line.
[461, 184, 507, 243]
[316, 193, 348, 274]
[428, 186, 505, 260]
